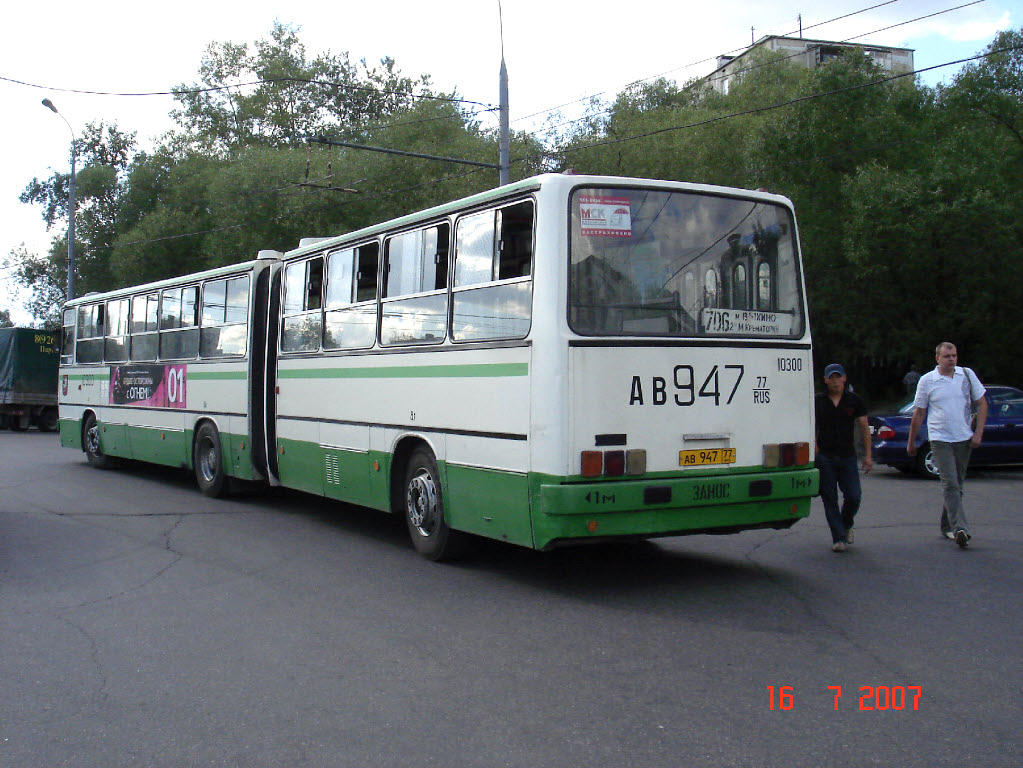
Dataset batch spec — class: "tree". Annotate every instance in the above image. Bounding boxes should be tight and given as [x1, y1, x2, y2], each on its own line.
[0, 309, 13, 328]
[943, 28, 1023, 147]
[169, 22, 433, 152]
[16, 121, 136, 301]
[3, 245, 65, 328]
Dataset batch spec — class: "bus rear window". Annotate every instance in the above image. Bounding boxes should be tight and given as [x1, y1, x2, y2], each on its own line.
[569, 188, 805, 339]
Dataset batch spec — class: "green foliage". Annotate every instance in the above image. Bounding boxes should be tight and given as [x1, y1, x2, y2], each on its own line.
[2, 244, 65, 328]
[169, 22, 432, 152]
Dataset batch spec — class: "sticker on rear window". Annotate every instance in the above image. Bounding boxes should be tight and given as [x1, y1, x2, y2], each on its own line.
[579, 196, 632, 238]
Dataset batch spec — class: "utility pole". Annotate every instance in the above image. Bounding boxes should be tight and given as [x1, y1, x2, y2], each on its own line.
[42, 99, 76, 301]
[498, 0, 510, 186]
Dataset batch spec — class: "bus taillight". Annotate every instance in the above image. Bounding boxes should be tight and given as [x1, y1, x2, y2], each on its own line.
[763, 442, 811, 467]
[605, 451, 625, 476]
[580, 449, 647, 478]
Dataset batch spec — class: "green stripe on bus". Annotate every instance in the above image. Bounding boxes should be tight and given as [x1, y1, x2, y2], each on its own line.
[278, 363, 528, 380]
[65, 370, 246, 381]
[187, 371, 248, 380]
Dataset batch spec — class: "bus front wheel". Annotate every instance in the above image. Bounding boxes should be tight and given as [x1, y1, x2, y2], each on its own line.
[194, 422, 227, 497]
[83, 414, 111, 469]
[403, 447, 460, 561]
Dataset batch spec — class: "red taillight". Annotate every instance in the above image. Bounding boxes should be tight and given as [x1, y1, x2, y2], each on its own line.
[580, 449, 647, 478]
[877, 426, 896, 440]
[780, 443, 797, 466]
[581, 451, 603, 477]
[795, 442, 810, 465]
[764, 442, 811, 467]
[604, 450, 625, 476]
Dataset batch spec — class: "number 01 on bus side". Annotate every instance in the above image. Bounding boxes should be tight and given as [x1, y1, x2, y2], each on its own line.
[679, 448, 737, 466]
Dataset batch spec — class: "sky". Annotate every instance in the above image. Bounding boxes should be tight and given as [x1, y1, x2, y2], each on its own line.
[1, 0, 1017, 324]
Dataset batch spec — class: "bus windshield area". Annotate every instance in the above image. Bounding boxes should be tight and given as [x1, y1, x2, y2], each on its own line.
[569, 188, 805, 339]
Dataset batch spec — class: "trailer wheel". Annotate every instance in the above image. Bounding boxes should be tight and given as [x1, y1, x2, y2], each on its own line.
[37, 407, 59, 433]
[83, 413, 111, 468]
[194, 422, 228, 497]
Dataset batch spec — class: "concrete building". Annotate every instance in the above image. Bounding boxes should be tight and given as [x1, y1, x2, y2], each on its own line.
[705, 36, 915, 94]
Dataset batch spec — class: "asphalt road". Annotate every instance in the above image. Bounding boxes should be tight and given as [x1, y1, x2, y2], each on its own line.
[1, 430, 1020, 767]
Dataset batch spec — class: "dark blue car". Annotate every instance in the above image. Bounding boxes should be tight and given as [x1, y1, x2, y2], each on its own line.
[870, 386, 1023, 477]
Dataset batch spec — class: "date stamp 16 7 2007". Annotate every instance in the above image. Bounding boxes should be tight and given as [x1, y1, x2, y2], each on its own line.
[767, 686, 922, 711]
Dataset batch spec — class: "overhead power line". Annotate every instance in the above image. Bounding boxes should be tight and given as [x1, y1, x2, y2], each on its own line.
[544, 45, 1020, 160]
[513, 0, 986, 127]
[536, 0, 990, 137]
[99, 42, 1017, 255]
[0, 73, 494, 109]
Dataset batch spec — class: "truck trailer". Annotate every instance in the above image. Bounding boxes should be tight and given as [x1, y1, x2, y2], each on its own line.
[0, 327, 59, 431]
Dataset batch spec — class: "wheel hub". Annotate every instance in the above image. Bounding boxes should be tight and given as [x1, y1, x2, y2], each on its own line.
[407, 470, 439, 535]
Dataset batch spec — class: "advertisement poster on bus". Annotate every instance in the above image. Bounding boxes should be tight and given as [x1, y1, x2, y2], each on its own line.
[578, 196, 633, 237]
[109, 364, 187, 408]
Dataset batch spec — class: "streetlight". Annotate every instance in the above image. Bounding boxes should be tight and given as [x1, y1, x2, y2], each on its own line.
[41, 98, 76, 301]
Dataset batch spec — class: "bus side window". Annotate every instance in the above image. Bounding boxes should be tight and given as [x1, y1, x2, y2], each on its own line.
[497, 201, 533, 279]
[61, 308, 76, 364]
[76, 303, 105, 364]
[325, 245, 376, 351]
[130, 292, 159, 361]
[355, 242, 379, 303]
[159, 286, 199, 360]
[452, 200, 533, 342]
[281, 256, 324, 353]
[104, 298, 130, 362]
[381, 225, 449, 346]
[200, 276, 249, 357]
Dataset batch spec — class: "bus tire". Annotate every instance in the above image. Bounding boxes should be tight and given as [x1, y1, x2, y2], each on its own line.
[10, 414, 30, 432]
[403, 447, 460, 561]
[194, 422, 228, 498]
[83, 413, 111, 469]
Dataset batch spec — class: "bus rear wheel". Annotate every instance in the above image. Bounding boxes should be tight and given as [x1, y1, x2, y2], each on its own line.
[83, 413, 111, 469]
[194, 422, 228, 497]
[403, 447, 460, 561]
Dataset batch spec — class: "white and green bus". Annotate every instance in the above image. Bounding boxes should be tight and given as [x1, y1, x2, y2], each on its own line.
[59, 173, 818, 560]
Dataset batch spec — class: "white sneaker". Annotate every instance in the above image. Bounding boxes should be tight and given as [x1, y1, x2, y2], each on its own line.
[832, 542, 847, 553]
[846, 529, 854, 544]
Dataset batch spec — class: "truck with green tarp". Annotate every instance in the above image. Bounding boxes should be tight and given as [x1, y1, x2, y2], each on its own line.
[0, 327, 60, 431]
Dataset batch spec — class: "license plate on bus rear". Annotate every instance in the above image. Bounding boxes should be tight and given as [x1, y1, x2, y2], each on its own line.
[679, 448, 736, 467]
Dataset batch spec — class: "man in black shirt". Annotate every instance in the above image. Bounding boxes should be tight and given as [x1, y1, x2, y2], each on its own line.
[815, 363, 872, 552]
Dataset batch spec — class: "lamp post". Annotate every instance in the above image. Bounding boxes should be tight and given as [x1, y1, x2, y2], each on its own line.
[41, 98, 76, 301]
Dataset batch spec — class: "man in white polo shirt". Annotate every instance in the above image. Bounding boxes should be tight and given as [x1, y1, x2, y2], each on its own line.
[907, 342, 988, 548]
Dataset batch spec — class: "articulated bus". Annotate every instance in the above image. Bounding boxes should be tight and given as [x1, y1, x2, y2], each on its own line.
[59, 173, 819, 560]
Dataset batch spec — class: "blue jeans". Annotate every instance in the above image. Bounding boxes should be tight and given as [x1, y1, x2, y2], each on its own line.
[816, 454, 861, 544]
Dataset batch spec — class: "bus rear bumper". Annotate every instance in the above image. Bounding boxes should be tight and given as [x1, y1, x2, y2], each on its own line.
[531, 467, 818, 550]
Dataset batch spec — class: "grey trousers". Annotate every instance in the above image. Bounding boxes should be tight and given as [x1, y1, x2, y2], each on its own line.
[931, 440, 972, 536]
